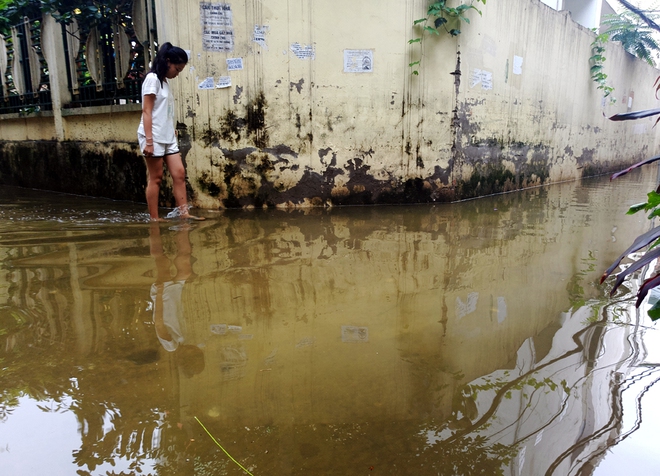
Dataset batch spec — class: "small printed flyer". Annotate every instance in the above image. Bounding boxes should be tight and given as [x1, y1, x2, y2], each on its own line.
[343, 49, 373, 73]
[470, 69, 493, 90]
[198, 77, 215, 89]
[226, 58, 244, 71]
[200, 2, 234, 52]
[290, 43, 315, 60]
[216, 76, 232, 88]
[253, 25, 268, 49]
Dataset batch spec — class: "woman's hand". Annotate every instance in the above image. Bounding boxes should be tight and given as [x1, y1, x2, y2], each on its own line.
[144, 143, 155, 157]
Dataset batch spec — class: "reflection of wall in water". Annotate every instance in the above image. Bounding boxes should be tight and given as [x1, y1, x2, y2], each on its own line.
[0, 174, 653, 434]
[169, 177, 653, 427]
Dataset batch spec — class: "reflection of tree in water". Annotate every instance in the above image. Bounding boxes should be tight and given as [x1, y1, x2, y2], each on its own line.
[418, 435, 517, 475]
[0, 241, 198, 475]
[418, 301, 658, 476]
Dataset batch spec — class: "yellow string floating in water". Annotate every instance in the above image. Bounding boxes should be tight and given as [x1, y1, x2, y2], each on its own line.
[195, 416, 255, 476]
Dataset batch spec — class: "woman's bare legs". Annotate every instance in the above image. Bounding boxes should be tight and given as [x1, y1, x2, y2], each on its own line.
[145, 156, 165, 221]
[164, 152, 187, 210]
[164, 152, 204, 220]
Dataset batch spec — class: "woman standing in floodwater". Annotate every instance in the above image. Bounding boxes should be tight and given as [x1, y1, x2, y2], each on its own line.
[138, 42, 203, 221]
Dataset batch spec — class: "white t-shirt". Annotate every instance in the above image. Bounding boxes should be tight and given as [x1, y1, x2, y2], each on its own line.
[137, 72, 176, 144]
[150, 280, 186, 352]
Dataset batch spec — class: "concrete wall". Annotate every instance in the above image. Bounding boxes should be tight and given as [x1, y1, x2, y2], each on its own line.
[1, 0, 659, 208]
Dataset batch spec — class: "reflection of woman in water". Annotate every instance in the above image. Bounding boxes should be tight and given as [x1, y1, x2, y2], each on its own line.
[149, 222, 204, 377]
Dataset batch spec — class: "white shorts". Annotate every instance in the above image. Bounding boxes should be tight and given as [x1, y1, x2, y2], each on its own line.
[138, 134, 179, 157]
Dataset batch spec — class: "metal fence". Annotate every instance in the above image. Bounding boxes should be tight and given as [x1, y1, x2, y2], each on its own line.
[1, 1, 156, 115]
[0, 18, 51, 115]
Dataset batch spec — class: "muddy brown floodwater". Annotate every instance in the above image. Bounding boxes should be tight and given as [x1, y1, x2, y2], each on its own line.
[2, 170, 660, 476]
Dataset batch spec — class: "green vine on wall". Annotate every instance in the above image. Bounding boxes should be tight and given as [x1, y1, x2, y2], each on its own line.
[409, 0, 486, 75]
[590, 29, 615, 101]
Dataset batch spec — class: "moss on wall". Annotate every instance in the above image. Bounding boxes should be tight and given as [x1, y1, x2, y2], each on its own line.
[0, 140, 146, 203]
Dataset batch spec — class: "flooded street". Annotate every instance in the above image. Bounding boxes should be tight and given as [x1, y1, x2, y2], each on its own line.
[2, 170, 660, 476]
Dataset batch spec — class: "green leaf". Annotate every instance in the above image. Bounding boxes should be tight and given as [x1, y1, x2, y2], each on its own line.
[647, 191, 660, 208]
[408, 38, 422, 44]
[627, 202, 647, 214]
[409, 61, 420, 67]
[648, 300, 660, 321]
[413, 18, 427, 25]
[424, 26, 440, 35]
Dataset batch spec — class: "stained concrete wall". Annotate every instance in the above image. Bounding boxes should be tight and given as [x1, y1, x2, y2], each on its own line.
[1, 0, 659, 208]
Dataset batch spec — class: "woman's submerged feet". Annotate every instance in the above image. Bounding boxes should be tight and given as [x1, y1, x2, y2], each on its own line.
[165, 204, 206, 221]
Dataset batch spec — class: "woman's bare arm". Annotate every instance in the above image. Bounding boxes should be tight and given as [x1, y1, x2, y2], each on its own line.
[142, 93, 156, 156]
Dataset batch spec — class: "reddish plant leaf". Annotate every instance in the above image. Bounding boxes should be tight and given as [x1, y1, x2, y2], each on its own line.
[608, 107, 660, 121]
[610, 246, 660, 296]
[600, 225, 660, 283]
[610, 154, 660, 180]
[636, 273, 660, 307]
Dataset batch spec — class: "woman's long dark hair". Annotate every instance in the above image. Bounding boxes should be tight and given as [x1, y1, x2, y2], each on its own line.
[150, 42, 188, 87]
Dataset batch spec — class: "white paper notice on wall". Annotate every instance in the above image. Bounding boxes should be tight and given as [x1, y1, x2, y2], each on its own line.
[290, 42, 315, 60]
[344, 49, 373, 73]
[253, 25, 268, 49]
[216, 76, 232, 88]
[198, 77, 215, 89]
[226, 57, 243, 70]
[513, 55, 523, 75]
[200, 2, 234, 52]
[481, 70, 493, 90]
[470, 69, 492, 90]
[471, 68, 483, 88]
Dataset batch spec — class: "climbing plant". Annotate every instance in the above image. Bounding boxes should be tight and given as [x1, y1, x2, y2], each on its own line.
[590, 30, 615, 100]
[409, 0, 487, 75]
[589, 9, 660, 101]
